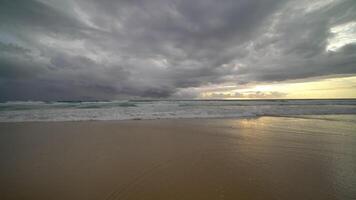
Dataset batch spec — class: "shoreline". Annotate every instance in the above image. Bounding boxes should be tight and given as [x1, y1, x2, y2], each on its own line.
[0, 113, 355, 123]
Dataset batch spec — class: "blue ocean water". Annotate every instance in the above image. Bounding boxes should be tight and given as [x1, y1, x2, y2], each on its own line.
[0, 99, 356, 122]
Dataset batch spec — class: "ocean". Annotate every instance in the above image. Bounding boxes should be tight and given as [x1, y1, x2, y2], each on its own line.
[1, 99, 356, 122]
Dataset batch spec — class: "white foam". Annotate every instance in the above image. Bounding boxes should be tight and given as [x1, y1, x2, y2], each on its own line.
[0, 100, 355, 122]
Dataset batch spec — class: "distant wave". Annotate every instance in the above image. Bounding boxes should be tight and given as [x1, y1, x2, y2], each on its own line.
[0, 100, 138, 111]
[0, 99, 356, 122]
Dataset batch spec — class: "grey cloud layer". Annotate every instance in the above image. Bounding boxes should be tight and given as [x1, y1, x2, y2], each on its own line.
[0, 0, 355, 100]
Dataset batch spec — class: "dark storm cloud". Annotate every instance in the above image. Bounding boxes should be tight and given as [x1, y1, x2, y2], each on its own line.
[0, 0, 355, 100]
[234, 0, 356, 83]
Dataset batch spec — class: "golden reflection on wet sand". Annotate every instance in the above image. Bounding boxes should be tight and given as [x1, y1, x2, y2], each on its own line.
[0, 115, 355, 200]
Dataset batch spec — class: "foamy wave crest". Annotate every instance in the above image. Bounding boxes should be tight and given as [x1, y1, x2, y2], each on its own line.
[0, 99, 356, 122]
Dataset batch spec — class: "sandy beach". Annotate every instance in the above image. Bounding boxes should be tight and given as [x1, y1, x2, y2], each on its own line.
[1, 115, 355, 200]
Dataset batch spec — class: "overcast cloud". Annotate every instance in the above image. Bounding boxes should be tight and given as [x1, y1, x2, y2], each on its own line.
[0, 0, 355, 100]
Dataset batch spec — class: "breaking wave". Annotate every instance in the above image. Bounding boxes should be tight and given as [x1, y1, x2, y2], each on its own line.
[0, 99, 355, 122]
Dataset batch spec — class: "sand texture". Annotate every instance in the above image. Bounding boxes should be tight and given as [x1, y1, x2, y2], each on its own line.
[1, 116, 356, 200]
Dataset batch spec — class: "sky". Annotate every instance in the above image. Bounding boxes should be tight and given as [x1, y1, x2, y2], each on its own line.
[0, 0, 356, 101]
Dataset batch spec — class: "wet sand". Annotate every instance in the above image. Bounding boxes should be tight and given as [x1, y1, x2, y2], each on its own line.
[0, 116, 356, 200]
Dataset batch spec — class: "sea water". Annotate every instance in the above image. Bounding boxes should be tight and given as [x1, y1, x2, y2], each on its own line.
[0, 99, 356, 122]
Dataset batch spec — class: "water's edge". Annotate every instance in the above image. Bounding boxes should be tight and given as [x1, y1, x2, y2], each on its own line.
[1, 99, 356, 122]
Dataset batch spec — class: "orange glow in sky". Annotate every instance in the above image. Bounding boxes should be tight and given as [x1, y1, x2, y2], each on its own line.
[200, 76, 356, 99]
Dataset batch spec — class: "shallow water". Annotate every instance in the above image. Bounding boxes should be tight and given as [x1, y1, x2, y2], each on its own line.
[1, 99, 356, 122]
[0, 115, 355, 199]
